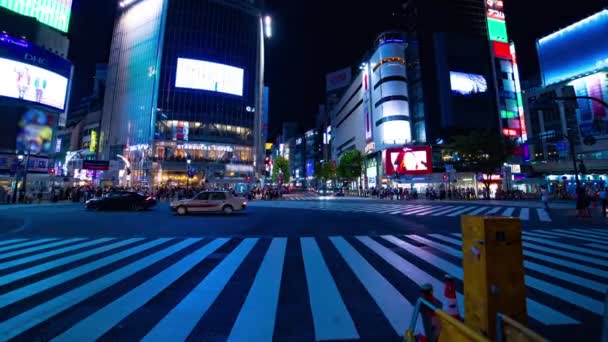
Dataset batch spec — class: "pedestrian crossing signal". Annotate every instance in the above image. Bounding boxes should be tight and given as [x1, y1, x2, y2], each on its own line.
[49, 168, 55, 175]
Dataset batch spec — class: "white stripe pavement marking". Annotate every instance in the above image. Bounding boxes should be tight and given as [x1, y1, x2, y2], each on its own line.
[519, 208, 530, 220]
[357, 236, 465, 316]
[572, 229, 608, 239]
[447, 207, 477, 217]
[522, 236, 608, 258]
[521, 232, 557, 239]
[143, 239, 258, 342]
[53, 238, 229, 341]
[0, 238, 58, 253]
[0, 238, 114, 270]
[0, 238, 85, 260]
[0, 239, 26, 248]
[381, 235, 577, 325]
[559, 229, 608, 242]
[536, 208, 551, 222]
[523, 241, 608, 267]
[0, 238, 171, 309]
[432, 206, 465, 216]
[0, 238, 144, 287]
[467, 207, 490, 215]
[533, 230, 607, 243]
[416, 206, 455, 216]
[586, 243, 608, 251]
[427, 235, 608, 294]
[402, 207, 435, 215]
[0, 238, 200, 341]
[330, 236, 411, 335]
[300, 238, 359, 341]
[588, 228, 608, 236]
[502, 207, 515, 216]
[485, 207, 502, 215]
[228, 238, 287, 342]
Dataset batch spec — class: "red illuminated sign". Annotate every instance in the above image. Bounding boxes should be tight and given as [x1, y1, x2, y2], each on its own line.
[493, 41, 511, 59]
[384, 146, 432, 175]
[502, 128, 520, 137]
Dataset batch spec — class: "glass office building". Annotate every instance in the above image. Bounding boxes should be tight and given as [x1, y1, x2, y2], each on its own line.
[101, 0, 263, 187]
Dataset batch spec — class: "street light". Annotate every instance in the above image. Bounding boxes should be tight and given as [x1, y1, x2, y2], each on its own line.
[186, 158, 191, 188]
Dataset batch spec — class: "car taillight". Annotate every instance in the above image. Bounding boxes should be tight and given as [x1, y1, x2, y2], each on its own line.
[242, 201, 247, 206]
[146, 196, 154, 201]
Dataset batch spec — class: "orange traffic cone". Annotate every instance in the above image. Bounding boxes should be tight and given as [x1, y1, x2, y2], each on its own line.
[420, 284, 441, 341]
[444, 275, 461, 320]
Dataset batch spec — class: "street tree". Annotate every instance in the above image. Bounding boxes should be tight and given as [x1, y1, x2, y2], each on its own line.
[314, 161, 336, 185]
[445, 130, 516, 196]
[271, 156, 290, 184]
[337, 149, 364, 185]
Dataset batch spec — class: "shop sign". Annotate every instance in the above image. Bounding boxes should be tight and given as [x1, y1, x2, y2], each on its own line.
[177, 143, 234, 152]
[365, 142, 376, 154]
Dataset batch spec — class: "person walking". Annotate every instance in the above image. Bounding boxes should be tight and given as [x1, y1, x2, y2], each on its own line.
[600, 187, 607, 218]
[540, 186, 549, 210]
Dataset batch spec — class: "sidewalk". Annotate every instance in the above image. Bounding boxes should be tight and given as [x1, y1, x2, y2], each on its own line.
[326, 196, 575, 209]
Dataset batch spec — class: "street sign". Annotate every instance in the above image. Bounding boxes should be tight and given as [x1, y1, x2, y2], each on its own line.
[82, 160, 110, 171]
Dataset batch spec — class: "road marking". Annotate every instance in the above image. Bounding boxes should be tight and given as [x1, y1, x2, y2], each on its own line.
[485, 207, 502, 215]
[519, 208, 530, 220]
[0, 238, 113, 270]
[522, 236, 608, 258]
[0, 239, 26, 248]
[523, 241, 608, 267]
[0, 238, 200, 341]
[588, 228, 608, 236]
[560, 229, 608, 242]
[533, 230, 608, 244]
[431, 206, 465, 216]
[0, 238, 172, 309]
[446, 207, 477, 217]
[0, 238, 85, 260]
[522, 232, 557, 239]
[502, 207, 515, 216]
[467, 207, 490, 215]
[585, 243, 608, 251]
[53, 239, 229, 341]
[402, 206, 435, 215]
[143, 239, 258, 342]
[536, 209, 551, 222]
[300, 238, 358, 341]
[0, 238, 58, 253]
[228, 238, 287, 342]
[357, 236, 464, 316]
[330, 236, 411, 335]
[381, 235, 578, 325]
[416, 206, 455, 216]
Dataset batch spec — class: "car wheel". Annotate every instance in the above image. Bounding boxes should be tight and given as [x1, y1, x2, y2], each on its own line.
[176, 206, 187, 216]
[222, 205, 234, 215]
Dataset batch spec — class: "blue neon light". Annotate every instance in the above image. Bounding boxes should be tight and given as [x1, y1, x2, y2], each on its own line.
[537, 10, 608, 86]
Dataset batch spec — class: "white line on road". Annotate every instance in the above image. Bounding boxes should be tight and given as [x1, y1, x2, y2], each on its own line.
[536, 208, 551, 222]
[519, 208, 530, 220]
[502, 207, 515, 216]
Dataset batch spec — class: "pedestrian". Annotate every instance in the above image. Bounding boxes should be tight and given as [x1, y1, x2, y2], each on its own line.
[540, 186, 549, 210]
[599, 187, 607, 218]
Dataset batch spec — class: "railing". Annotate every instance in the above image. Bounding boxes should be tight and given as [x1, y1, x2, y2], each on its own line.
[495, 313, 547, 342]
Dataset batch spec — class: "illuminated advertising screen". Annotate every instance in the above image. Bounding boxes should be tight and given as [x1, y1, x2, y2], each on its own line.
[384, 146, 432, 175]
[0, 57, 69, 110]
[16, 109, 55, 155]
[175, 57, 244, 96]
[450, 71, 488, 96]
[1, 0, 72, 33]
[569, 72, 608, 136]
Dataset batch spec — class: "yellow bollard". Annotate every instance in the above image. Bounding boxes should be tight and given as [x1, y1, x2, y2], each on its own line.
[461, 215, 527, 339]
[435, 310, 490, 342]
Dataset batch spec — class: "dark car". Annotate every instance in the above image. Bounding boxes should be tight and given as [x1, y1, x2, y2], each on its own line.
[85, 191, 157, 211]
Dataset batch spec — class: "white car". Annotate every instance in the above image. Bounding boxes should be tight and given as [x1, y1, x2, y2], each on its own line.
[170, 191, 247, 215]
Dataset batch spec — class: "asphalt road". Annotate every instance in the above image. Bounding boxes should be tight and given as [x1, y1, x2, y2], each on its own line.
[0, 199, 605, 341]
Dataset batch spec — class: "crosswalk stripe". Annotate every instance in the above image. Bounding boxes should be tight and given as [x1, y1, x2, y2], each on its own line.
[427, 234, 608, 294]
[522, 232, 557, 239]
[228, 238, 288, 342]
[532, 230, 608, 244]
[502, 207, 515, 216]
[0, 238, 144, 287]
[447, 207, 477, 217]
[536, 208, 551, 222]
[381, 235, 578, 325]
[143, 239, 258, 342]
[0, 238, 85, 261]
[330, 237, 411, 335]
[53, 238, 230, 341]
[0, 238, 200, 341]
[300, 238, 358, 341]
[0, 238, 172, 309]
[415, 206, 454, 216]
[485, 207, 502, 215]
[467, 207, 490, 215]
[432, 206, 465, 216]
[585, 243, 608, 251]
[402, 206, 434, 215]
[0, 239, 27, 248]
[522, 236, 608, 258]
[0, 238, 58, 254]
[523, 242, 608, 267]
[519, 208, 530, 220]
[357, 236, 464, 316]
[588, 228, 608, 236]
[0, 238, 114, 270]
[560, 229, 608, 242]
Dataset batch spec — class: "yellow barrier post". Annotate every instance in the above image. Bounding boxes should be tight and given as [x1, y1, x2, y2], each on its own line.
[495, 313, 548, 342]
[461, 215, 527, 339]
[435, 310, 490, 342]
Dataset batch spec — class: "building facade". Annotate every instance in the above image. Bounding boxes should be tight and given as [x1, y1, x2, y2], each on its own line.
[100, 0, 264, 189]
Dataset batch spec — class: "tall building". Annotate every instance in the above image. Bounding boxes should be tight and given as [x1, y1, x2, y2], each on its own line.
[100, 0, 265, 189]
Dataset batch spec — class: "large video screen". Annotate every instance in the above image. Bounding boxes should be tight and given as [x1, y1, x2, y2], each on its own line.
[0, 57, 69, 110]
[1, 0, 72, 33]
[384, 146, 432, 175]
[450, 71, 488, 96]
[17, 109, 55, 155]
[175, 58, 244, 96]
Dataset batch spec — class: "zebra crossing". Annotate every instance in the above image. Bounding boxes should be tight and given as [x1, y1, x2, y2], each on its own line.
[253, 201, 553, 222]
[0, 230, 605, 340]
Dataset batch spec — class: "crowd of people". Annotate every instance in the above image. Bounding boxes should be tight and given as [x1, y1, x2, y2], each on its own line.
[364, 187, 485, 201]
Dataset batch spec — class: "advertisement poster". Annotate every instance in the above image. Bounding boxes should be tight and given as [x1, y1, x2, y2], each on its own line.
[175, 57, 244, 96]
[384, 146, 432, 175]
[16, 109, 55, 155]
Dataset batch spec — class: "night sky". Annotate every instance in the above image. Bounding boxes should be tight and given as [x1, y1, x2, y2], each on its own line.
[67, 0, 607, 139]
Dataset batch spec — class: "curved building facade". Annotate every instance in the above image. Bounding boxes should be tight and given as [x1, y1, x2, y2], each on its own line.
[101, 0, 263, 188]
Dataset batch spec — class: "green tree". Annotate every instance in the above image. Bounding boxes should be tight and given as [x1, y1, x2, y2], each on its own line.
[445, 130, 516, 195]
[271, 156, 290, 184]
[314, 161, 336, 184]
[337, 149, 364, 181]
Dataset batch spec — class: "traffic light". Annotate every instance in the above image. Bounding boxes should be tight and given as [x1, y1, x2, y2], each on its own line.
[443, 174, 448, 181]
[246, 176, 251, 183]
[49, 168, 56, 175]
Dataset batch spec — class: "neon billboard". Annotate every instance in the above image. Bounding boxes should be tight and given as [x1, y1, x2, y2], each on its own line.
[0, 0, 72, 33]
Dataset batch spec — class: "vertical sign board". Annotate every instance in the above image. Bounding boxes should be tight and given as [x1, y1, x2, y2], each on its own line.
[362, 64, 373, 142]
